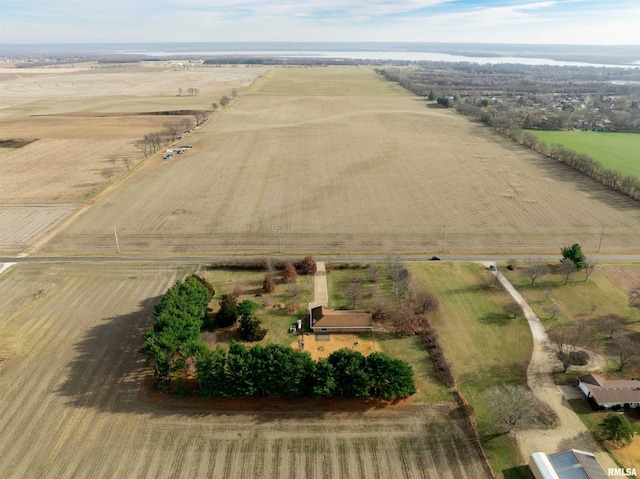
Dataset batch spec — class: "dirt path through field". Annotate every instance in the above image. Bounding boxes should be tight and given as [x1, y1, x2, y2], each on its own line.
[482, 262, 617, 469]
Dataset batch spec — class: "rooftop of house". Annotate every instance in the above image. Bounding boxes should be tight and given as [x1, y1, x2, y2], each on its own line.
[310, 306, 373, 329]
[579, 374, 640, 404]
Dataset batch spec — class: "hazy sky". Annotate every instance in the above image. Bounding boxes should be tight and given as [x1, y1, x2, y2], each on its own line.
[1, 0, 639, 44]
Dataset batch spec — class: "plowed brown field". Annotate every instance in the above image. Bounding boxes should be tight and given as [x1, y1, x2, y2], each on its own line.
[40, 67, 640, 256]
[0, 204, 77, 254]
[0, 263, 491, 479]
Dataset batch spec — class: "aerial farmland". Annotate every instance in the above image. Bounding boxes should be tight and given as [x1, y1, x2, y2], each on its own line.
[0, 62, 638, 478]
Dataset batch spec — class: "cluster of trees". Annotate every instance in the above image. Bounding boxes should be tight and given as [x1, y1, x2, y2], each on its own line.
[375, 64, 640, 132]
[139, 275, 215, 388]
[134, 112, 208, 157]
[196, 343, 415, 399]
[548, 317, 639, 373]
[216, 90, 238, 110]
[178, 87, 200, 96]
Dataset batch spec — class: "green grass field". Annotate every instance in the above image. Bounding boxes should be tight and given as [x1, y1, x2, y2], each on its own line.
[325, 264, 452, 404]
[202, 267, 314, 347]
[502, 262, 640, 377]
[408, 262, 534, 477]
[532, 130, 640, 178]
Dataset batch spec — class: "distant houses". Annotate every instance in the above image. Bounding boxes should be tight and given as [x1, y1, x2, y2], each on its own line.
[578, 374, 640, 410]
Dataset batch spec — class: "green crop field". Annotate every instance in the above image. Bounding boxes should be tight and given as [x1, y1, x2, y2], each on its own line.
[532, 130, 640, 178]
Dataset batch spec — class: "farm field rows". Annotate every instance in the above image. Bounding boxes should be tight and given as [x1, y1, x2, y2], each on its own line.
[532, 130, 640, 178]
[0, 262, 491, 479]
[0, 204, 77, 254]
[0, 64, 268, 112]
[39, 67, 640, 256]
[0, 63, 268, 251]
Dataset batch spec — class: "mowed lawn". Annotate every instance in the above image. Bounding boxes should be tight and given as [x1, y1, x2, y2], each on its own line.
[40, 67, 640, 256]
[533, 130, 640, 178]
[503, 262, 640, 377]
[325, 265, 452, 404]
[409, 262, 534, 477]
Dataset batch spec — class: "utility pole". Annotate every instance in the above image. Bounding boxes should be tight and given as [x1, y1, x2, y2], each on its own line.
[277, 227, 282, 254]
[114, 225, 120, 254]
[597, 225, 605, 253]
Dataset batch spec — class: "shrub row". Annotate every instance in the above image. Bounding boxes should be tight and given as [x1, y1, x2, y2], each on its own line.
[418, 318, 455, 388]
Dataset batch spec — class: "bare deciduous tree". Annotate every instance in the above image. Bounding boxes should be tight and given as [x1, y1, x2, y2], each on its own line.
[180, 117, 195, 132]
[367, 265, 381, 284]
[630, 285, 640, 311]
[583, 261, 596, 282]
[393, 305, 424, 335]
[542, 304, 560, 320]
[548, 324, 586, 373]
[371, 296, 391, 322]
[485, 385, 539, 434]
[504, 302, 522, 319]
[524, 261, 550, 286]
[193, 111, 207, 125]
[558, 259, 577, 285]
[122, 157, 133, 171]
[345, 279, 363, 310]
[413, 290, 440, 315]
[614, 336, 638, 371]
[211, 102, 219, 111]
[599, 314, 626, 339]
[164, 122, 181, 141]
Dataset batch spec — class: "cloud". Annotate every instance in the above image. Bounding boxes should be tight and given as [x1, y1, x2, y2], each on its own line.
[0, 0, 638, 44]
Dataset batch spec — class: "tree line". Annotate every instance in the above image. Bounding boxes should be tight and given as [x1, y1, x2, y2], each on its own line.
[197, 343, 415, 399]
[140, 270, 416, 399]
[468, 113, 640, 201]
[139, 275, 215, 388]
[134, 112, 208, 157]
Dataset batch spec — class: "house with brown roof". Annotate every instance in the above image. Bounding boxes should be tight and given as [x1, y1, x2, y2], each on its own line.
[578, 373, 640, 409]
[309, 305, 373, 333]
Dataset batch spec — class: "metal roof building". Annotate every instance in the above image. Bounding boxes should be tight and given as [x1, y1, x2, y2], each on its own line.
[529, 449, 608, 479]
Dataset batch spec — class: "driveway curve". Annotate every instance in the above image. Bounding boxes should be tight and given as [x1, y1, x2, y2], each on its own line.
[481, 262, 617, 470]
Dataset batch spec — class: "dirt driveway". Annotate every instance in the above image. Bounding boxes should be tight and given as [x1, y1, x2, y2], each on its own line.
[482, 262, 618, 470]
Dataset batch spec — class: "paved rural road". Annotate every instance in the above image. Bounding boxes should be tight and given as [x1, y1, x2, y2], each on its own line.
[483, 262, 618, 470]
[2, 254, 640, 264]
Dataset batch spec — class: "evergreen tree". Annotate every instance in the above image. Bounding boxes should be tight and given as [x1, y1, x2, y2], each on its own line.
[561, 243, 586, 270]
[327, 349, 371, 397]
[216, 293, 239, 327]
[238, 314, 267, 341]
[598, 413, 633, 445]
